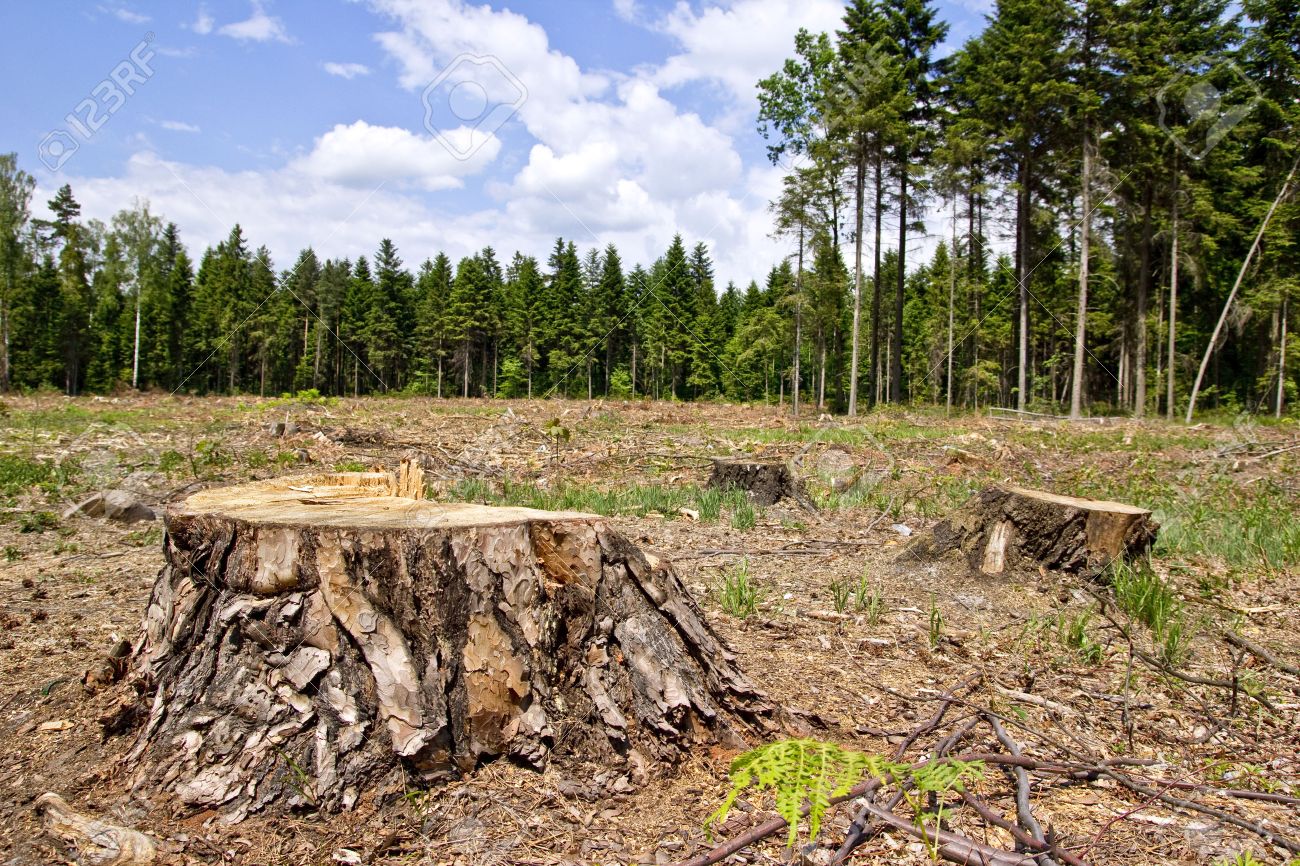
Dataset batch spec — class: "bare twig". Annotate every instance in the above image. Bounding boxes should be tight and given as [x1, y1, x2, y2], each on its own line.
[987, 714, 1059, 866]
[1224, 630, 1300, 677]
[958, 790, 1090, 866]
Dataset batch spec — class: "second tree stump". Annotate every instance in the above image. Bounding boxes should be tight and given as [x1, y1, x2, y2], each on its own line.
[901, 485, 1158, 574]
[128, 471, 772, 818]
[708, 459, 812, 508]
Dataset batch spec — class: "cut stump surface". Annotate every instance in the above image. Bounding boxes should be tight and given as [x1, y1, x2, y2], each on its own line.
[129, 470, 771, 818]
[901, 485, 1158, 575]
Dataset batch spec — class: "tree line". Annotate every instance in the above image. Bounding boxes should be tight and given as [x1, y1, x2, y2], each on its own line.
[0, 0, 1295, 415]
[758, 0, 1297, 418]
[0, 174, 788, 402]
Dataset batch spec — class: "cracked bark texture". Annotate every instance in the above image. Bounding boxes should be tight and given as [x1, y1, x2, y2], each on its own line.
[707, 459, 812, 509]
[129, 472, 772, 819]
[901, 485, 1158, 575]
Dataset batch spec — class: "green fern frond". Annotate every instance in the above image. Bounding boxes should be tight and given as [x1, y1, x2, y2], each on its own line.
[706, 739, 987, 851]
[706, 739, 907, 847]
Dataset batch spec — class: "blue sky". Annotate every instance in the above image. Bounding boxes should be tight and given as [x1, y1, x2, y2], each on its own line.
[3, 0, 991, 286]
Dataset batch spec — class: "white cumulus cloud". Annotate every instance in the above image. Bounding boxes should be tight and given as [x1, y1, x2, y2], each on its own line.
[159, 120, 201, 133]
[324, 61, 371, 79]
[290, 120, 499, 191]
[192, 6, 214, 34]
[217, 1, 291, 43]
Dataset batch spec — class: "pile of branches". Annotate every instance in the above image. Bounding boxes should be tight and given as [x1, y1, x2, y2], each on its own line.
[675, 678, 1300, 866]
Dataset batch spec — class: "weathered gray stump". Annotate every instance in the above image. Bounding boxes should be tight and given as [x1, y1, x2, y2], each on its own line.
[708, 459, 812, 508]
[128, 470, 771, 818]
[901, 485, 1158, 574]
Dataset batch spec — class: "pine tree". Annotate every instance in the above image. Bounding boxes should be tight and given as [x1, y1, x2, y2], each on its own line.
[415, 252, 453, 396]
[0, 154, 35, 393]
[369, 239, 408, 391]
[596, 244, 626, 395]
[43, 185, 93, 393]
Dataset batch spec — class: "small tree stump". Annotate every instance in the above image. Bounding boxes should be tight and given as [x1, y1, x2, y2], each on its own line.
[901, 485, 1157, 574]
[708, 459, 812, 508]
[128, 470, 771, 818]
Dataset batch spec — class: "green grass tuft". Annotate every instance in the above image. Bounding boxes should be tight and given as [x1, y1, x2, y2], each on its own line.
[719, 559, 762, 618]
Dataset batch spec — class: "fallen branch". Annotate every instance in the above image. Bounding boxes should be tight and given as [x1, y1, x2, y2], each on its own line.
[853, 800, 1035, 866]
[958, 790, 1090, 866]
[1223, 630, 1300, 677]
[832, 683, 981, 862]
[1102, 769, 1300, 855]
[987, 714, 1058, 866]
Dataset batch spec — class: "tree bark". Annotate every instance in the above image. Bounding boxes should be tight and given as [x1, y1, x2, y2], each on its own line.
[128, 469, 772, 819]
[849, 135, 867, 417]
[1017, 152, 1031, 411]
[793, 226, 803, 418]
[901, 485, 1158, 575]
[1070, 133, 1091, 419]
[891, 157, 907, 404]
[1278, 292, 1288, 418]
[1134, 183, 1152, 418]
[708, 459, 812, 509]
[869, 147, 885, 409]
[1166, 165, 1179, 420]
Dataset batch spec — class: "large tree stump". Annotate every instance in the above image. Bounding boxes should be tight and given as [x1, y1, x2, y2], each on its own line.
[901, 485, 1158, 575]
[128, 470, 771, 818]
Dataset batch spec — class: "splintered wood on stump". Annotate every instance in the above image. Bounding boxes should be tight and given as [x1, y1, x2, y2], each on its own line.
[129, 470, 772, 819]
[901, 485, 1157, 575]
[708, 459, 812, 508]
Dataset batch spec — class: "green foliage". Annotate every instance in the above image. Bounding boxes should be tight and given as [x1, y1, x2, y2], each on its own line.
[696, 486, 723, 523]
[334, 460, 369, 473]
[0, 454, 75, 497]
[19, 510, 58, 533]
[3, 545, 20, 561]
[608, 368, 633, 398]
[1110, 563, 1192, 667]
[829, 579, 850, 614]
[1057, 610, 1104, 664]
[193, 439, 231, 470]
[731, 497, 757, 530]
[125, 526, 163, 547]
[157, 450, 186, 476]
[707, 739, 882, 847]
[707, 739, 983, 849]
[856, 575, 884, 623]
[1215, 853, 1264, 866]
[928, 596, 944, 648]
[718, 559, 761, 618]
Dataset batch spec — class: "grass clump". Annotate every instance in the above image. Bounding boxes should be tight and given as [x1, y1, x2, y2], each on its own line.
[696, 487, 723, 522]
[855, 575, 885, 624]
[1110, 562, 1192, 666]
[334, 460, 370, 473]
[730, 496, 757, 530]
[719, 559, 761, 619]
[928, 596, 944, 648]
[1057, 610, 1104, 664]
[0, 454, 77, 497]
[829, 579, 850, 614]
[19, 511, 59, 533]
